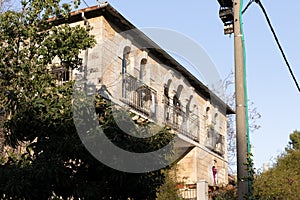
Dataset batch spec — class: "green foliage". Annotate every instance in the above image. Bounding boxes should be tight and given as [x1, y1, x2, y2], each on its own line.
[0, 93, 174, 199]
[211, 186, 237, 200]
[156, 170, 183, 200]
[253, 131, 300, 200]
[244, 153, 256, 200]
[212, 153, 256, 200]
[288, 130, 300, 150]
[210, 174, 237, 200]
[0, 0, 175, 199]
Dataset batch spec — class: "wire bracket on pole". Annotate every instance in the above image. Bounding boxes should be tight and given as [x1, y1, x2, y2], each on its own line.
[242, 0, 255, 14]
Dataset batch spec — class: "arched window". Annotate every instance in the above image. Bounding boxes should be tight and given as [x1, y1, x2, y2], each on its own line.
[122, 46, 131, 98]
[139, 59, 147, 81]
[186, 95, 193, 118]
[213, 113, 218, 126]
[173, 85, 183, 109]
[164, 79, 172, 105]
[172, 94, 182, 127]
[205, 107, 210, 120]
[164, 85, 169, 98]
[205, 106, 211, 130]
[122, 46, 131, 74]
[173, 94, 181, 109]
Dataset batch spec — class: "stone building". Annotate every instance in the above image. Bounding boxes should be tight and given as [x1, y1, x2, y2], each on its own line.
[60, 3, 234, 198]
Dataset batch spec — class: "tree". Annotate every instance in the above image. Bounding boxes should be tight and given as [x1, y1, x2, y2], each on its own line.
[253, 130, 300, 200]
[218, 72, 261, 173]
[209, 72, 261, 199]
[0, 93, 174, 199]
[0, 0, 16, 162]
[0, 0, 174, 199]
[156, 169, 183, 200]
[0, 111, 5, 158]
[288, 130, 300, 150]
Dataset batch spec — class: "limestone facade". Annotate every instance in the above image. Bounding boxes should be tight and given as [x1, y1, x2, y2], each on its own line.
[66, 5, 233, 187]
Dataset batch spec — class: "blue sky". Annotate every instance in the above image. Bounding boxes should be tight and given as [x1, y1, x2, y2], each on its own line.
[83, 0, 300, 170]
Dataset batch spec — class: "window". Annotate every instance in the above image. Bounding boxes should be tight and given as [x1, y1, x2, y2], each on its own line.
[213, 113, 218, 126]
[205, 107, 210, 124]
[173, 94, 181, 109]
[173, 94, 183, 126]
[122, 46, 131, 98]
[122, 46, 131, 74]
[139, 59, 147, 81]
[53, 67, 70, 85]
[205, 127, 225, 156]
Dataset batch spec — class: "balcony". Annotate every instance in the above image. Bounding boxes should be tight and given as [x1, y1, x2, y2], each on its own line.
[121, 73, 156, 117]
[205, 127, 225, 156]
[164, 104, 199, 142]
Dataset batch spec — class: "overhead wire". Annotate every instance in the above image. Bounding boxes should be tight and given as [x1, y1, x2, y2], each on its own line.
[82, 0, 89, 8]
[255, 0, 300, 93]
[240, 0, 300, 192]
[242, 0, 300, 93]
[242, 0, 255, 14]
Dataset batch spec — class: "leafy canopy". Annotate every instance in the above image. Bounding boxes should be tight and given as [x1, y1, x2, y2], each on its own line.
[0, 0, 175, 199]
[253, 130, 300, 200]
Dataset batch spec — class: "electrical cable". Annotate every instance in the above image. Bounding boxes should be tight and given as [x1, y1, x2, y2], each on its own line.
[255, 0, 300, 93]
[242, 0, 255, 14]
[82, 0, 89, 8]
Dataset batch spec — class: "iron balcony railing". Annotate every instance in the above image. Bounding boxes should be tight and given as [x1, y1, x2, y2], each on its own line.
[165, 104, 199, 142]
[205, 127, 225, 156]
[121, 73, 157, 117]
[178, 184, 197, 200]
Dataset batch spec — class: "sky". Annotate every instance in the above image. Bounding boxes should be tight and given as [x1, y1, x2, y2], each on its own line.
[81, 0, 300, 170]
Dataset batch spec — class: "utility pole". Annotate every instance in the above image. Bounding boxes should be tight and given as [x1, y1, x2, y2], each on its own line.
[217, 0, 249, 198]
[233, 0, 249, 199]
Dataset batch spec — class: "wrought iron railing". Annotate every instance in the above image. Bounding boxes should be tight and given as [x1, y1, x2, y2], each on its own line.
[165, 104, 199, 142]
[205, 127, 225, 156]
[121, 73, 157, 117]
[178, 184, 197, 200]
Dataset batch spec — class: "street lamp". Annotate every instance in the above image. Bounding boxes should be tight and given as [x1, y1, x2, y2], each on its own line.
[217, 0, 234, 35]
[217, 0, 233, 7]
[219, 7, 234, 34]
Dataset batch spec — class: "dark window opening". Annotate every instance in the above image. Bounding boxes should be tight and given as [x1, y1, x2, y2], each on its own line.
[53, 67, 70, 84]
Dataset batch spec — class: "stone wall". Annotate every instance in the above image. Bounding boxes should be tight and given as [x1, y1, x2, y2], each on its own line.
[71, 14, 229, 186]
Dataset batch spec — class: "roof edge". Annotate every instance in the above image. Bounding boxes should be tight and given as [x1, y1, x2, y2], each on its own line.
[54, 3, 235, 115]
